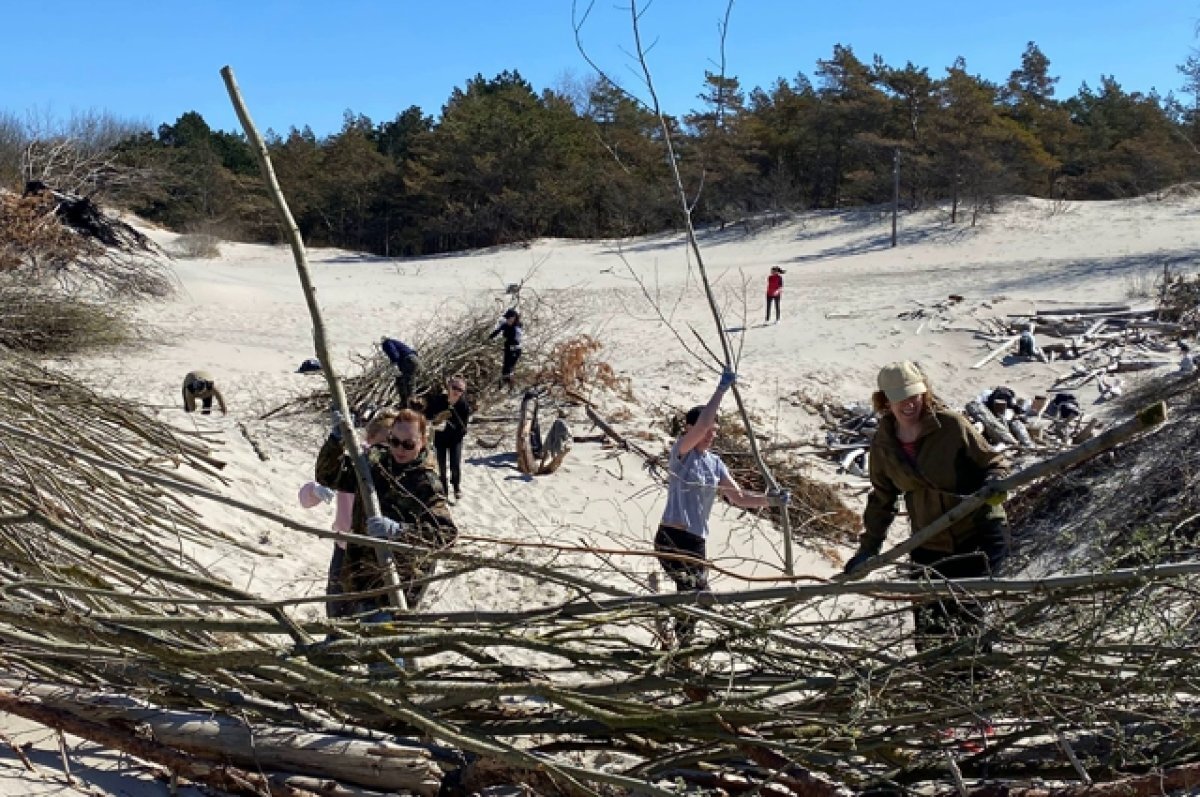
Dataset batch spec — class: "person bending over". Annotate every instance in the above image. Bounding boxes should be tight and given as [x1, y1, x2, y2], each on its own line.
[181, 371, 227, 415]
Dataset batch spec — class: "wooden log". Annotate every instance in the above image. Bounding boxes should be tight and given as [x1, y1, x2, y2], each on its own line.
[515, 392, 538, 476]
[9, 686, 443, 795]
[220, 67, 406, 614]
[0, 689, 321, 797]
[837, 448, 866, 475]
[971, 336, 1019, 369]
[538, 418, 572, 474]
[964, 401, 1016, 446]
[1008, 418, 1035, 448]
[1033, 304, 1132, 317]
[839, 401, 1168, 582]
[1081, 319, 1107, 340]
[1113, 359, 1174, 373]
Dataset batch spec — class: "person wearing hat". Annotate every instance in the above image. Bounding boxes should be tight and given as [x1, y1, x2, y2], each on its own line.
[765, 266, 785, 324]
[844, 361, 1009, 653]
[654, 370, 790, 643]
[489, 309, 524, 392]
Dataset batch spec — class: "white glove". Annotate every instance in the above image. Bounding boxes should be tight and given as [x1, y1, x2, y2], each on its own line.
[313, 484, 336, 504]
[366, 516, 409, 540]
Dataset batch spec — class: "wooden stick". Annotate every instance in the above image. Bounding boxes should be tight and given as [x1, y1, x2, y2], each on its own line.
[220, 66, 406, 613]
[839, 402, 1168, 582]
[971, 336, 1019, 369]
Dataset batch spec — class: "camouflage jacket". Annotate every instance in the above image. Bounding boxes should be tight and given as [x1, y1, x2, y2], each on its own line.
[314, 435, 457, 550]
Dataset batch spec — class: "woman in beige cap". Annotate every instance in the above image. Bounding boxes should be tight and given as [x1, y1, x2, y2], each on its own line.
[845, 360, 1009, 652]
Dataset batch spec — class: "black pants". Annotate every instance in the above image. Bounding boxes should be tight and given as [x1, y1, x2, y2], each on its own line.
[654, 525, 710, 591]
[325, 545, 351, 619]
[394, 354, 419, 407]
[909, 547, 995, 656]
[435, 433, 463, 494]
[501, 346, 521, 385]
[200, 395, 213, 414]
[765, 294, 781, 322]
[654, 525, 710, 639]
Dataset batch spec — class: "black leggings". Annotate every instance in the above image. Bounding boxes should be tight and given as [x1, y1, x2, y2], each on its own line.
[435, 434, 463, 493]
[502, 346, 521, 377]
[654, 525, 710, 592]
[909, 547, 994, 655]
[765, 294, 781, 322]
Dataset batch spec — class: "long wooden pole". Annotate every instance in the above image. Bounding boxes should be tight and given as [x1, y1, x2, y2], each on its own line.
[219, 66, 407, 612]
[837, 401, 1168, 582]
[626, 6, 795, 575]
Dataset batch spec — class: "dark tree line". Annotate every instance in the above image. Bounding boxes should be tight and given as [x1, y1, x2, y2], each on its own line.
[95, 43, 1200, 255]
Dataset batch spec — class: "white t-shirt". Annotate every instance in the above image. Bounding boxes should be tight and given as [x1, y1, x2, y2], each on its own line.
[661, 439, 730, 539]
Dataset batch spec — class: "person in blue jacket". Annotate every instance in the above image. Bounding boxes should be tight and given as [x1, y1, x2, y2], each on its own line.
[380, 337, 419, 407]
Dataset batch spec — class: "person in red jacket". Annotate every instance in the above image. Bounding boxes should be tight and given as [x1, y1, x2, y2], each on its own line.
[765, 266, 785, 324]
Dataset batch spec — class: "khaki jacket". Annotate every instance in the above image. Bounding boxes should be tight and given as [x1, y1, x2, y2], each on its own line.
[861, 409, 1007, 555]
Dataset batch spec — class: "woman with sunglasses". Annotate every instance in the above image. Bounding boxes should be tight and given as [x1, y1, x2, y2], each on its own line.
[421, 376, 472, 501]
[315, 408, 458, 614]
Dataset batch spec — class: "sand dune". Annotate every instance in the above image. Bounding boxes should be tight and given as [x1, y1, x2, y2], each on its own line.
[2, 193, 1195, 794]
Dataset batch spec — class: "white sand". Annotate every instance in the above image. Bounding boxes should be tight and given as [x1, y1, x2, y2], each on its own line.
[2, 192, 1194, 794]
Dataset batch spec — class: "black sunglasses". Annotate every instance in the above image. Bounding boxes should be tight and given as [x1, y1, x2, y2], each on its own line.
[388, 436, 418, 451]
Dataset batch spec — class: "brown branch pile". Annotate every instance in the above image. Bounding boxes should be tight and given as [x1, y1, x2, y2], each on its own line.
[4, 353, 1200, 795]
[0, 187, 172, 298]
[0, 188, 174, 355]
[263, 296, 580, 422]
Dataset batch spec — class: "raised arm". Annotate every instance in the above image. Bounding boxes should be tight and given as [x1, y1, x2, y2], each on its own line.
[676, 370, 735, 457]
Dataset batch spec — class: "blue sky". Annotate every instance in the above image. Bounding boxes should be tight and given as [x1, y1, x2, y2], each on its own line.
[2, 0, 1196, 138]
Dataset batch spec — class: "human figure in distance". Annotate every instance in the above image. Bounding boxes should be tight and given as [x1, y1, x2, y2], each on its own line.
[489, 309, 523, 392]
[181, 371, 227, 415]
[765, 266, 785, 324]
[380, 337, 420, 407]
[422, 376, 472, 502]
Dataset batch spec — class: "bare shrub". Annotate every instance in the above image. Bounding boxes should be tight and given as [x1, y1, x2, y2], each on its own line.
[175, 233, 221, 259]
[535, 334, 634, 402]
[0, 280, 135, 354]
[1124, 269, 1157, 299]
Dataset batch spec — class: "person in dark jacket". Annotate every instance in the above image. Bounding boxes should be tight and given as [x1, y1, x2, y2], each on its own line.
[181, 371, 227, 415]
[488, 309, 523, 392]
[380, 337, 420, 407]
[844, 361, 1009, 654]
[315, 408, 457, 613]
[422, 376, 472, 501]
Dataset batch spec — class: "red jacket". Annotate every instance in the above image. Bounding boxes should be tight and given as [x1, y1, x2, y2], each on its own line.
[767, 273, 783, 297]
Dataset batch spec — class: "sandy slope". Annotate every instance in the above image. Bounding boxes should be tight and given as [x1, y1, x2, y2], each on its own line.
[2, 194, 1196, 794]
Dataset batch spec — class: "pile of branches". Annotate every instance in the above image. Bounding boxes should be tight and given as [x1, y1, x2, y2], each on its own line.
[1154, 271, 1200, 326]
[0, 186, 174, 354]
[2, 355, 1200, 795]
[264, 296, 577, 423]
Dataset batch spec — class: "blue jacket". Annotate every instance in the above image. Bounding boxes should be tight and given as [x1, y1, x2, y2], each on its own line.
[381, 337, 417, 366]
